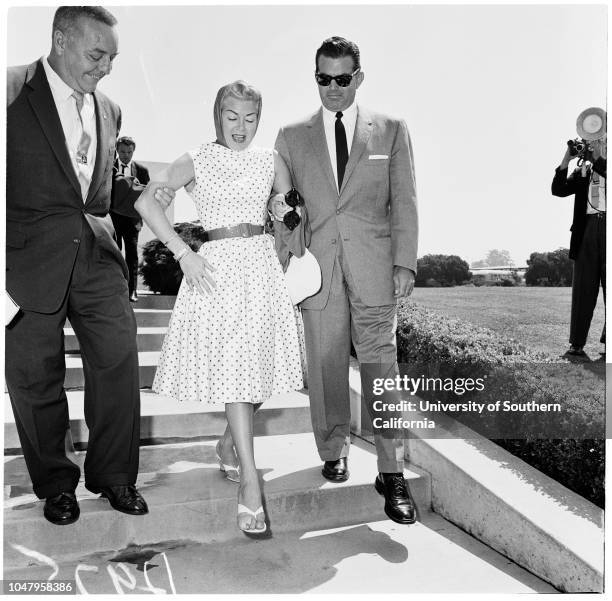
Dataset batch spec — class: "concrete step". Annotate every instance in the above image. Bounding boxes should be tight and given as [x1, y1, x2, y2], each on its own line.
[63, 351, 159, 388]
[2, 514, 556, 594]
[4, 390, 312, 451]
[64, 308, 172, 330]
[130, 293, 176, 310]
[3, 433, 431, 568]
[64, 327, 168, 353]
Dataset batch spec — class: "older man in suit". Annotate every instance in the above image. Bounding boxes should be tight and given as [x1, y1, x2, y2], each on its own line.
[274, 36, 418, 524]
[111, 136, 150, 302]
[6, 6, 150, 525]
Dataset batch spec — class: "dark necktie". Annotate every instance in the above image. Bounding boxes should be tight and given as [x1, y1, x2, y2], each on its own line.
[121, 163, 127, 175]
[335, 111, 348, 190]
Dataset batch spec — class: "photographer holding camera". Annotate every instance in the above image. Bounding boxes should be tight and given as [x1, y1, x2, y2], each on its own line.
[552, 108, 606, 357]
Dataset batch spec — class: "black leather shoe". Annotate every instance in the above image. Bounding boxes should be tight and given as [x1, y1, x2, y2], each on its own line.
[567, 345, 586, 356]
[129, 292, 138, 303]
[89, 484, 148, 515]
[375, 473, 416, 524]
[322, 457, 349, 482]
[44, 492, 80, 525]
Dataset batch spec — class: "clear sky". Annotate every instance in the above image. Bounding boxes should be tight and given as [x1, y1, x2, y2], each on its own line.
[5, 2, 608, 266]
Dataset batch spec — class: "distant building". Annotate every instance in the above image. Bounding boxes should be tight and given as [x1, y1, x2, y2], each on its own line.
[470, 266, 527, 285]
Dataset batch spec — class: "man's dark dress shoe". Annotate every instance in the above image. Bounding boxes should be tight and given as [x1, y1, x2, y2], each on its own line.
[44, 492, 80, 525]
[129, 292, 138, 303]
[89, 484, 148, 515]
[375, 473, 416, 524]
[567, 345, 586, 356]
[322, 457, 349, 482]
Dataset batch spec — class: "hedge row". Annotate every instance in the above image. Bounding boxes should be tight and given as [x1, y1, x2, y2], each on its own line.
[395, 300, 605, 508]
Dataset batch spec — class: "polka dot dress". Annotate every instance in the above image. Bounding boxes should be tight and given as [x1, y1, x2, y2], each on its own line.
[153, 142, 304, 404]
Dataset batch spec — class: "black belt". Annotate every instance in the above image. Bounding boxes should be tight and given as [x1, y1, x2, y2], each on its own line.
[203, 223, 265, 242]
[586, 212, 606, 219]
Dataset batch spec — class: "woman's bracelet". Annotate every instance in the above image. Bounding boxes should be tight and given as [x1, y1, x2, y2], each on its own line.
[174, 247, 190, 262]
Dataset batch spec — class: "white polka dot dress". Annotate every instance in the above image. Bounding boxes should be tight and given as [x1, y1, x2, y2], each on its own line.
[152, 142, 304, 404]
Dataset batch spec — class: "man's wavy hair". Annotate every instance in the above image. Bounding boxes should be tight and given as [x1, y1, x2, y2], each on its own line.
[315, 36, 361, 72]
[52, 6, 117, 37]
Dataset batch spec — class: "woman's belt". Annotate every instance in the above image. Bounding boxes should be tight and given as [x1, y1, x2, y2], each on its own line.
[203, 223, 265, 242]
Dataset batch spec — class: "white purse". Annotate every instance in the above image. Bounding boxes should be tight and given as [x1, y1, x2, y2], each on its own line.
[284, 249, 322, 305]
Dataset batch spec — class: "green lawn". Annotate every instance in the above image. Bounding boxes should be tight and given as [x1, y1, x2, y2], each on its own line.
[411, 286, 605, 360]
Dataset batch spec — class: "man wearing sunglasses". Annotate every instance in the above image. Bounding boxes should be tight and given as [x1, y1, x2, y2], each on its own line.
[274, 36, 418, 524]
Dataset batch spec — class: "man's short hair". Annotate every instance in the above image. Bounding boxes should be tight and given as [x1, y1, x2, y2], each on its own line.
[117, 136, 136, 149]
[52, 6, 117, 37]
[315, 36, 361, 72]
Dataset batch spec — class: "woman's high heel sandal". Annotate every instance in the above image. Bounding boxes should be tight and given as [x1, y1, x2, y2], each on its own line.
[237, 504, 267, 534]
[215, 441, 240, 483]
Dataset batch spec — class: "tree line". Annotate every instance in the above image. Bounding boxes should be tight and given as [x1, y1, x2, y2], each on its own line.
[415, 249, 573, 287]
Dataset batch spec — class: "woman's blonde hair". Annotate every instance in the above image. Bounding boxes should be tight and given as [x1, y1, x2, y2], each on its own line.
[213, 80, 262, 146]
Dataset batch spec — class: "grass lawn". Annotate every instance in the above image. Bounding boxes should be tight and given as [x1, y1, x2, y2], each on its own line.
[411, 286, 605, 361]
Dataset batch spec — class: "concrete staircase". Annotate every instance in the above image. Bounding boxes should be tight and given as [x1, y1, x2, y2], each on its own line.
[3, 292, 558, 593]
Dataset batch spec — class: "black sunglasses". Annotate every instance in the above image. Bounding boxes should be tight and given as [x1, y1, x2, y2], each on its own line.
[314, 68, 360, 87]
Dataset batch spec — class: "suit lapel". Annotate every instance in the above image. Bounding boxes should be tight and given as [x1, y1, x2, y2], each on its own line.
[85, 92, 111, 205]
[306, 109, 338, 196]
[339, 106, 372, 195]
[26, 61, 82, 199]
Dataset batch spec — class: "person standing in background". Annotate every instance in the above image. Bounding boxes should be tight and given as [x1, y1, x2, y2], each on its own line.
[111, 136, 150, 302]
[552, 112, 606, 357]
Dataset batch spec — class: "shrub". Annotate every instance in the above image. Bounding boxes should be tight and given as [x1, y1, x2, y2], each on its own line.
[525, 248, 572, 286]
[395, 300, 604, 507]
[416, 254, 472, 287]
[139, 221, 206, 294]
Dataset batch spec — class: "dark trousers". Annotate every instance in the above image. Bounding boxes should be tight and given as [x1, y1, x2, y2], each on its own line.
[570, 214, 606, 347]
[5, 224, 141, 499]
[111, 212, 141, 296]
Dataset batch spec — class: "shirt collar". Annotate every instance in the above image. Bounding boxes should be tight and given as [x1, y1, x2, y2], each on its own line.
[42, 55, 94, 106]
[322, 102, 358, 125]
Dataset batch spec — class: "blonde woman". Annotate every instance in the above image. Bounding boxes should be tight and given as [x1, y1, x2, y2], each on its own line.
[136, 81, 302, 534]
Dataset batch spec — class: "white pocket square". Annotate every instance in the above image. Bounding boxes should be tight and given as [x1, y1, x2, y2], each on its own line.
[368, 154, 388, 160]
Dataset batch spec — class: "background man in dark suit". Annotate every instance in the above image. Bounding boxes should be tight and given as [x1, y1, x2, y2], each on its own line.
[111, 136, 150, 302]
[6, 6, 149, 525]
[552, 127, 606, 356]
[274, 37, 418, 524]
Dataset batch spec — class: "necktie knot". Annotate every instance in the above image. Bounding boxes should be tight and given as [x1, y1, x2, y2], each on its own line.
[336, 111, 343, 120]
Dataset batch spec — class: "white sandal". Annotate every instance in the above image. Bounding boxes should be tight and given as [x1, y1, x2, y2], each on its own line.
[237, 504, 267, 534]
[215, 442, 240, 483]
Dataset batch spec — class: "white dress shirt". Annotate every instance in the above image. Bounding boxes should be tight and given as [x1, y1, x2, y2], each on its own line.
[587, 168, 606, 214]
[322, 102, 358, 191]
[42, 56, 97, 201]
[118, 160, 132, 176]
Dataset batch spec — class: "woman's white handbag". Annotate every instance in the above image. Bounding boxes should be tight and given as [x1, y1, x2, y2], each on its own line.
[284, 249, 322, 305]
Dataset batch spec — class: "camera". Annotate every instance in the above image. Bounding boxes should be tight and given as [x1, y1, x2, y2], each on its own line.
[567, 138, 588, 158]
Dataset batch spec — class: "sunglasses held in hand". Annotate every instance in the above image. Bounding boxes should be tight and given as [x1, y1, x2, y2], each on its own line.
[314, 68, 360, 87]
[283, 188, 304, 231]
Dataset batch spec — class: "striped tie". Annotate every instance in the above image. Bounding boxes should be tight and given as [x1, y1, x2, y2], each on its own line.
[72, 91, 93, 200]
[72, 90, 91, 165]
